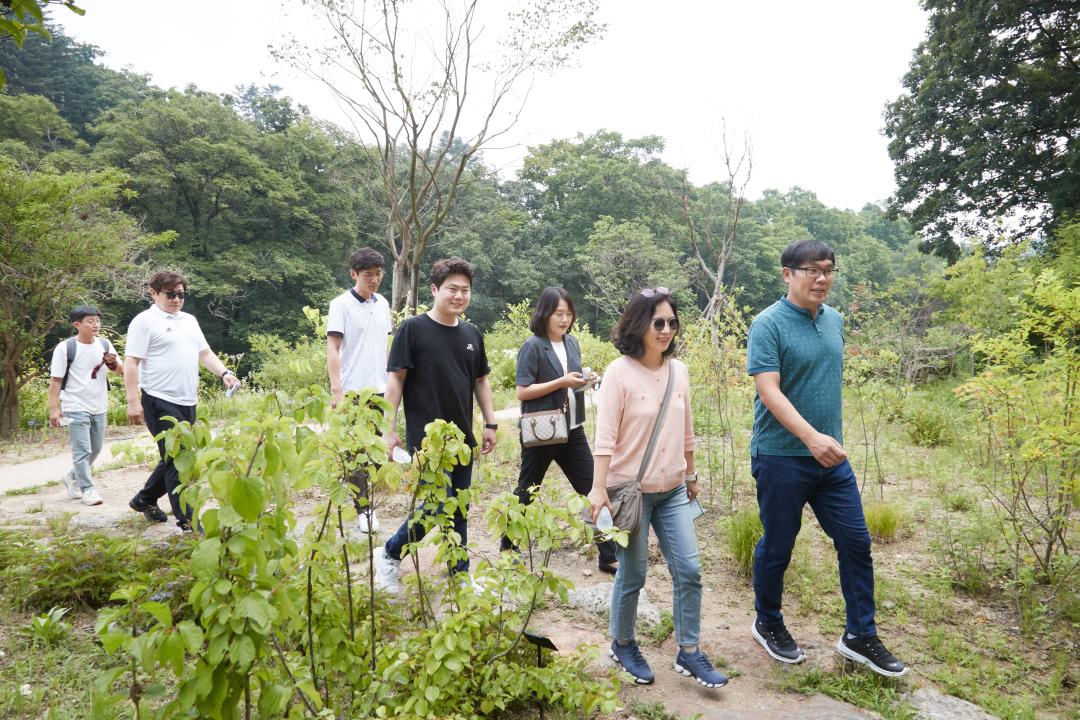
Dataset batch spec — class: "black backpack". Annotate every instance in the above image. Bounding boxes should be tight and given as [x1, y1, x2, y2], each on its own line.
[60, 336, 111, 391]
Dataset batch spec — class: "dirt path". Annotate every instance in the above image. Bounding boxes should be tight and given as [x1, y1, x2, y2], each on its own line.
[1, 411, 958, 720]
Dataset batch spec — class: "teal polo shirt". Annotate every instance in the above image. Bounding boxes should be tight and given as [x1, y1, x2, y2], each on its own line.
[747, 296, 844, 456]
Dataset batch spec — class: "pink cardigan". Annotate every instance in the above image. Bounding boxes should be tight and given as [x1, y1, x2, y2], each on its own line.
[593, 356, 694, 493]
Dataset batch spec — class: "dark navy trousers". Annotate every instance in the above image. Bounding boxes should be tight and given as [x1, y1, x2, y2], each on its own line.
[751, 455, 877, 637]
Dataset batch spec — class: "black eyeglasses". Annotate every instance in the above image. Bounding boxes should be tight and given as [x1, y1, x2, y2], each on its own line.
[651, 318, 678, 332]
[640, 287, 670, 298]
[786, 267, 840, 279]
[164, 290, 188, 300]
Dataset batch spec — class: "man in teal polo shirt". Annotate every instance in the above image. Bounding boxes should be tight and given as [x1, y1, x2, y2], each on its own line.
[746, 238, 908, 677]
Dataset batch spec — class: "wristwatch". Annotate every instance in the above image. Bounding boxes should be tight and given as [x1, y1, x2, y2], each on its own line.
[683, 473, 698, 483]
[221, 369, 235, 379]
[484, 422, 498, 430]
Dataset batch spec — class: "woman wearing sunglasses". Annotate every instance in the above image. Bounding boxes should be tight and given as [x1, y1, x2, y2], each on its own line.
[588, 288, 727, 689]
[502, 287, 618, 573]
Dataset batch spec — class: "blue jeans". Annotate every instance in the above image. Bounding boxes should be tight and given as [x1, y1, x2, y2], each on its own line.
[66, 411, 105, 491]
[384, 460, 473, 573]
[610, 484, 702, 646]
[752, 455, 876, 637]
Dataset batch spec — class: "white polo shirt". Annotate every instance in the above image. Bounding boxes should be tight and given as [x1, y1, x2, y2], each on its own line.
[49, 337, 117, 415]
[326, 289, 393, 393]
[125, 305, 210, 406]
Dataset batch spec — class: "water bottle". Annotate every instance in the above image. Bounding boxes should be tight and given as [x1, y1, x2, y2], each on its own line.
[597, 506, 614, 532]
[392, 446, 412, 463]
[225, 382, 239, 398]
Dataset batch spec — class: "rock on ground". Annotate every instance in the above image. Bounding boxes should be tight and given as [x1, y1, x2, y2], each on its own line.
[907, 688, 1000, 720]
[567, 581, 662, 627]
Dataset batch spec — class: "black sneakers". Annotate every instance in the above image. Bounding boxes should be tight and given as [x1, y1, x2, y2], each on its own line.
[752, 620, 806, 664]
[129, 496, 168, 523]
[837, 633, 910, 677]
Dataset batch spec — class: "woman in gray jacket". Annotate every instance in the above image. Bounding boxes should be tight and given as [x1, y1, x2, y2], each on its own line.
[500, 287, 617, 573]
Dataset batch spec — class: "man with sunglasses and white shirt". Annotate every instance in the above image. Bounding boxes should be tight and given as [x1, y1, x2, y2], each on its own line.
[746, 239, 909, 677]
[125, 270, 239, 531]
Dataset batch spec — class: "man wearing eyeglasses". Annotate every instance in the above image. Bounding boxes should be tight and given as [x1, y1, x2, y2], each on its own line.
[124, 270, 239, 531]
[47, 305, 123, 507]
[746, 239, 909, 677]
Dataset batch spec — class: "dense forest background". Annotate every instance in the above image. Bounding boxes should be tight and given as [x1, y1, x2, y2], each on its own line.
[1, 20, 931, 360]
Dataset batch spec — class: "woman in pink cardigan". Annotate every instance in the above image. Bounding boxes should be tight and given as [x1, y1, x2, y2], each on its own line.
[587, 288, 727, 690]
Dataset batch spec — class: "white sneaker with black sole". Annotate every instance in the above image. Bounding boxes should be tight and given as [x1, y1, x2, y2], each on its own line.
[836, 633, 910, 677]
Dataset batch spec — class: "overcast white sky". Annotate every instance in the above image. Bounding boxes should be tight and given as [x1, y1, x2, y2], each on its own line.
[56, 0, 927, 211]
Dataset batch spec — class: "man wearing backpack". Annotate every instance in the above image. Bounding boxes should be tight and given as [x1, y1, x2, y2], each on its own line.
[48, 305, 123, 506]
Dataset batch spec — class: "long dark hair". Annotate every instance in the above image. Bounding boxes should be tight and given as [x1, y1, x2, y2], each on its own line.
[529, 287, 576, 336]
[611, 289, 679, 359]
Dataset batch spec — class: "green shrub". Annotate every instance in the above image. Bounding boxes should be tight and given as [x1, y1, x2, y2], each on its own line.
[0, 530, 191, 612]
[904, 402, 953, 446]
[864, 502, 904, 542]
[24, 606, 71, 646]
[944, 492, 975, 512]
[931, 514, 1001, 596]
[723, 508, 763, 577]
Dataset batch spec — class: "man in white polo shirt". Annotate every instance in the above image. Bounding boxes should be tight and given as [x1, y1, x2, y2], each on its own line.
[125, 270, 239, 530]
[327, 247, 393, 533]
[47, 305, 123, 506]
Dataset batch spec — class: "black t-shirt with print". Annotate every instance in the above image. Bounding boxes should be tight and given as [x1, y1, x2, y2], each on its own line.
[387, 313, 491, 451]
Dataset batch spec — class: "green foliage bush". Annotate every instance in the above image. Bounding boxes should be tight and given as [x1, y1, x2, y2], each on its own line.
[93, 387, 619, 719]
[723, 508, 763, 577]
[903, 402, 953, 446]
[0, 530, 192, 613]
[863, 502, 904, 543]
[248, 306, 329, 394]
[931, 514, 1001, 596]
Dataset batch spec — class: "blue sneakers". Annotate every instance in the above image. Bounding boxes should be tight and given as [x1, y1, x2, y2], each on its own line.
[609, 640, 655, 684]
[674, 649, 728, 688]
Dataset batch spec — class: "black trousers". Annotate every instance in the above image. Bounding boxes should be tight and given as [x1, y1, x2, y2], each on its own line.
[502, 425, 617, 566]
[345, 393, 383, 516]
[133, 390, 197, 526]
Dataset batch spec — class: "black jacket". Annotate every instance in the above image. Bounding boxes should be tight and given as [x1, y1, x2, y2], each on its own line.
[515, 333, 587, 424]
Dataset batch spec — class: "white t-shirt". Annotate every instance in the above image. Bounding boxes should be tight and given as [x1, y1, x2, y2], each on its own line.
[49, 336, 116, 415]
[326, 290, 393, 393]
[550, 340, 581, 429]
[125, 305, 210, 406]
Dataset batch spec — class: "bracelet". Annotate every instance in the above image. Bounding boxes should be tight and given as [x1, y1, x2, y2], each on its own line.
[484, 422, 498, 430]
[683, 473, 698, 483]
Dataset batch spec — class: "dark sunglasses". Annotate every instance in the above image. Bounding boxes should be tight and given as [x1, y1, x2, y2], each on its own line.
[651, 318, 678, 332]
[164, 290, 188, 300]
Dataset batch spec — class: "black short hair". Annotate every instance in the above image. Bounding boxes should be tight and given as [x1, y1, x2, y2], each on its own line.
[69, 305, 101, 322]
[611, 289, 680, 359]
[430, 257, 474, 288]
[529, 287, 576, 336]
[781, 239, 835, 269]
[349, 247, 385, 272]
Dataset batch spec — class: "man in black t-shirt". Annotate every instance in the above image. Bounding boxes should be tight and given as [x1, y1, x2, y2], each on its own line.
[375, 257, 498, 591]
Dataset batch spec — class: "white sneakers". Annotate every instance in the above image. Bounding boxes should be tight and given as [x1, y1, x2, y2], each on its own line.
[60, 472, 82, 500]
[373, 545, 401, 593]
[357, 509, 381, 534]
[81, 488, 103, 506]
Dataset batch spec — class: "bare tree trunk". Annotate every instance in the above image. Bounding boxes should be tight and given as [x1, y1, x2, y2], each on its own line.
[0, 364, 20, 436]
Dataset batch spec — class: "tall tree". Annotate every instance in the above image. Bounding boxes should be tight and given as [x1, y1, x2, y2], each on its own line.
[280, 0, 603, 311]
[90, 89, 352, 352]
[884, 1, 1080, 260]
[0, 159, 169, 435]
[0, 1, 84, 85]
